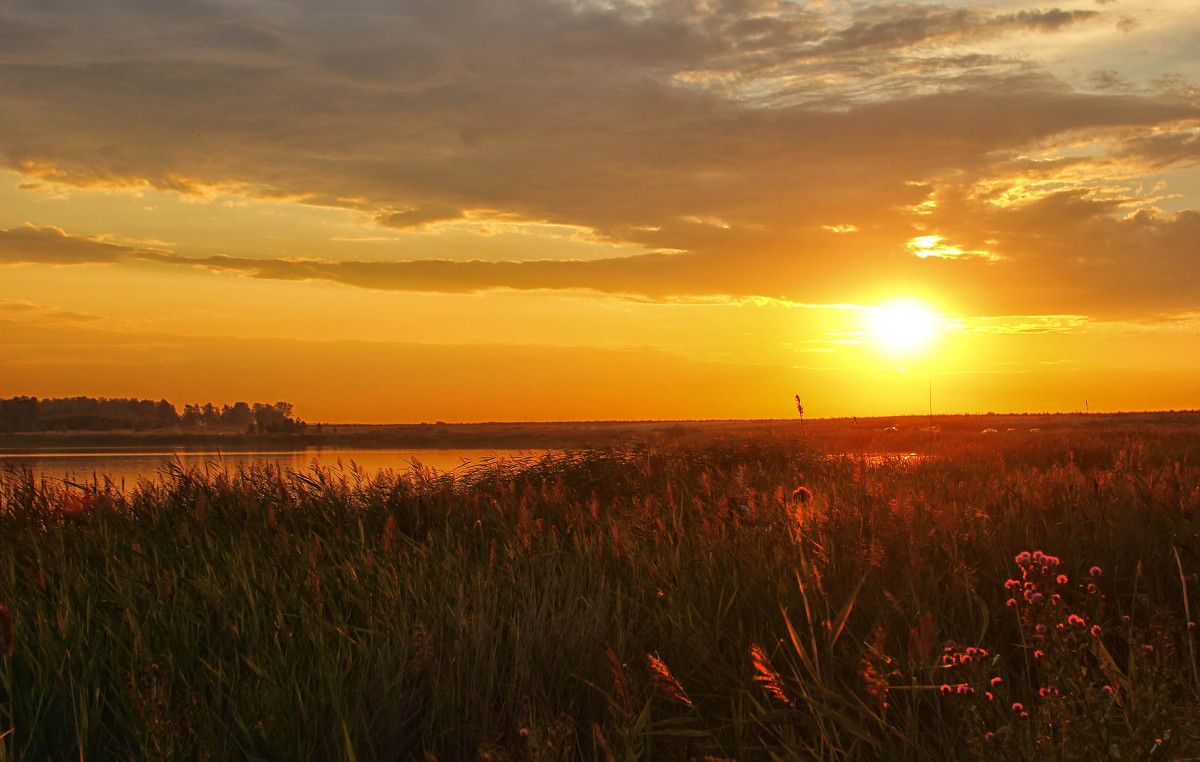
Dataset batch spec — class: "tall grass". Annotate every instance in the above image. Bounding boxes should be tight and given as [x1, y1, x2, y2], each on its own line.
[1, 430, 1198, 760]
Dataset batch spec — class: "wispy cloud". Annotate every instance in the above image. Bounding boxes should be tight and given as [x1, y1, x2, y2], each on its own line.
[0, 223, 167, 264]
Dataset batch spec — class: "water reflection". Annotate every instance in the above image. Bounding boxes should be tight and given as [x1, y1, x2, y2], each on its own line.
[0, 447, 542, 487]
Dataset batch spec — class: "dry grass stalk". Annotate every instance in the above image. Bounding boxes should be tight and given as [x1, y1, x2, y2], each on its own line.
[750, 643, 791, 705]
[646, 653, 692, 707]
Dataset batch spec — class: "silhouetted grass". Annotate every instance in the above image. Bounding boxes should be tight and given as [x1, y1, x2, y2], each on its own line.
[1, 429, 1198, 760]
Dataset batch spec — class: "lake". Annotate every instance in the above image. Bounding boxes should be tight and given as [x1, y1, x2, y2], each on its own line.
[0, 447, 546, 488]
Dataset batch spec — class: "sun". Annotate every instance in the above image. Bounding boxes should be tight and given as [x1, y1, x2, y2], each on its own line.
[867, 300, 940, 354]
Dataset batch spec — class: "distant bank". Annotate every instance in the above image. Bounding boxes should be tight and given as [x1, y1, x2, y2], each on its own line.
[2, 410, 1198, 453]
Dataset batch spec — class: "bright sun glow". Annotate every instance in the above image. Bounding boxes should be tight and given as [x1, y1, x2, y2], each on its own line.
[868, 300, 940, 354]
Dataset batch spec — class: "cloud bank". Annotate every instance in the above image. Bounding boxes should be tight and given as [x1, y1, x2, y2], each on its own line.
[1, 0, 1198, 319]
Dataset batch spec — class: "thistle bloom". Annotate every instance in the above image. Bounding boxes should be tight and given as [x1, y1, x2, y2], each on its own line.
[1016, 552, 1032, 567]
[1067, 614, 1085, 626]
[1012, 702, 1023, 712]
[1101, 685, 1114, 698]
[1089, 566, 1102, 577]
[985, 732, 997, 742]
[1057, 574, 1068, 584]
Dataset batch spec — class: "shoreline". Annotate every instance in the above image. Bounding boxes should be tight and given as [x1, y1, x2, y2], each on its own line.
[2, 410, 1198, 453]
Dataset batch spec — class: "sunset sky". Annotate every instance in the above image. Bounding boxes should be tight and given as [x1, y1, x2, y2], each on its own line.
[2, 0, 1198, 422]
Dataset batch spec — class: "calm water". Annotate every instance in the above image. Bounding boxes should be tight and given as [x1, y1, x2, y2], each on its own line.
[0, 447, 545, 487]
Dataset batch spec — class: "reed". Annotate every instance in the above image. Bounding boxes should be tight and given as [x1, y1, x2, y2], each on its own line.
[1, 427, 1198, 760]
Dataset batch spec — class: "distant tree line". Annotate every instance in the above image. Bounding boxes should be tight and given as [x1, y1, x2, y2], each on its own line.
[179, 401, 305, 434]
[0, 396, 304, 434]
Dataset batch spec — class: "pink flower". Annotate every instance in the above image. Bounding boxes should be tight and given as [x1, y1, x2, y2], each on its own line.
[957, 684, 974, 695]
[1101, 685, 1114, 698]
[985, 731, 997, 742]
[1091, 625, 1102, 637]
[1067, 614, 1085, 626]
[940, 684, 952, 694]
[1036, 624, 1047, 634]
[991, 677, 1003, 687]
[1056, 574, 1068, 584]
[1015, 552, 1032, 567]
[1089, 566, 1102, 577]
[1012, 702, 1023, 712]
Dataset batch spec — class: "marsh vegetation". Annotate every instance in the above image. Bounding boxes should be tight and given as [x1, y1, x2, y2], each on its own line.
[2, 421, 1199, 760]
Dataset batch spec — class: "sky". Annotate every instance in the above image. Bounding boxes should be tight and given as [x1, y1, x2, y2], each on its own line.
[1, 0, 1198, 423]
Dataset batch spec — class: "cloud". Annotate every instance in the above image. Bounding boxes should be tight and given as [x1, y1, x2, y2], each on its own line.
[0, 223, 166, 264]
[0, 0, 1197, 320]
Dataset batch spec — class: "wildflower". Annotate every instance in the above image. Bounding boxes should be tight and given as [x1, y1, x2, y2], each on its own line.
[1101, 685, 1114, 698]
[1089, 566, 1102, 577]
[1007, 598, 1017, 607]
[991, 677, 1003, 687]
[985, 731, 997, 742]
[1012, 702, 1023, 712]
[985, 691, 994, 701]
[940, 684, 952, 694]
[519, 728, 529, 739]
[1056, 574, 1068, 584]
[1036, 624, 1047, 635]
[1044, 555, 1060, 566]
[1142, 644, 1155, 654]
[1005, 579, 1021, 589]
[1024, 590, 1043, 604]
[1016, 552, 1032, 567]
[1067, 614, 1085, 626]
[1039, 685, 1058, 697]
[792, 486, 812, 503]
[1035, 649, 1045, 658]
[1032, 550, 1045, 564]
[1091, 625, 1102, 637]
[957, 684, 973, 695]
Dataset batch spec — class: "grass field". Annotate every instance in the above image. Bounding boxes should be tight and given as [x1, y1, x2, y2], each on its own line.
[2, 422, 1199, 760]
